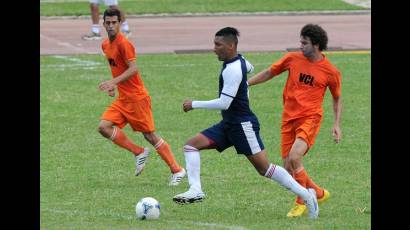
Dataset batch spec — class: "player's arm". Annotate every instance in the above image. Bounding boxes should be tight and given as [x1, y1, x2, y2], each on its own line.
[183, 95, 233, 112]
[332, 96, 342, 143]
[99, 60, 138, 92]
[247, 68, 275, 86]
[183, 67, 241, 112]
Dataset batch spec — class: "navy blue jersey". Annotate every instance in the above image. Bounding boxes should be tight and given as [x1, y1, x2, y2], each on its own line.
[219, 54, 256, 123]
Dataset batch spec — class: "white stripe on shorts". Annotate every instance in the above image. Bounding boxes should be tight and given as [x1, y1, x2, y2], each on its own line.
[240, 121, 261, 154]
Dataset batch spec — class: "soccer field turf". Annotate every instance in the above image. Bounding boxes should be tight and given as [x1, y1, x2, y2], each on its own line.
[40, 51, 370, 229]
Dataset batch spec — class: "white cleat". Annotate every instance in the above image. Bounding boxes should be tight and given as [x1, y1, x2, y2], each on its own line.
[169, 168, 186, 186]
[304, 188, 319, 219]
[81, 32, 102, 41]
[135, 148, 150, 176]
[122, 30, 132, 38]
[173, 189, 205, 204]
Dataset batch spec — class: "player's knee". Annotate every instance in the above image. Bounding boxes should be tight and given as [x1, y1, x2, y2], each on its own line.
[288, 153, 301, 164]
[97, 124, 109, 136]
[142, 132, 157, 144]
[284, 164, 293, 174]
[183, 144, 198, 153]
[257, 168, 266, 176]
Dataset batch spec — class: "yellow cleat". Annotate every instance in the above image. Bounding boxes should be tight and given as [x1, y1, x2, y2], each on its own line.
[287, 189, 330, 217]
[287, 203, 307, 217]
[318, 189, 330, 204]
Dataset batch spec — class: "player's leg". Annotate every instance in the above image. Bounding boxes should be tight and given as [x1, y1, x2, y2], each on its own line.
[98, 119, 148, 176]
[246, 150, 318, 219]
[173, 122, 228, 204]
[172, 133, 212, 204]
[283, 138, 311, 217]
[281, 120, 309, 216]
[246, 150, 300, 192]
[107, 1, 131, 37]
[124, 96, 183, 180]
[229, 120, 317, 218]
[98, 106, 144, 155]
[283, 116, 327, 217]
[98, 118, 145, 156]
[142, 131, 186, 185]
[100, 103, 148, 175]
[298, 116, 329, 204]
[288, 141, 328, 206]
[82, 0, 103, 40]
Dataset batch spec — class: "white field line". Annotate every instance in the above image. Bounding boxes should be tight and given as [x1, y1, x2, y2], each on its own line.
[40, 63, 270, 71]
[41, 55, 103, 70]
[41, 51, 369, 70]
[180, 221, 248, 230]
[42, 208, 248, 230]
[41, 64, 100, 70]
[53, 55, 101, 65]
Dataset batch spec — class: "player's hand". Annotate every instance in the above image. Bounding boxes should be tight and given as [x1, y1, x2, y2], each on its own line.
[183, 100, 193, 112]
[108, 88, 115, 97]
[99, 80, 115, 92]
[332, 125, 341, 144]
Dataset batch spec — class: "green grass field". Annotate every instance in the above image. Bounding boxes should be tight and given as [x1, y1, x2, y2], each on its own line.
[40, 0, 365, 16]
[40, 51, 370, 229]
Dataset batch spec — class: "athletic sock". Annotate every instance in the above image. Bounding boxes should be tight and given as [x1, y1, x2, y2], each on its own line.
[184, 145, 201, 192]
[155, 139, 181, 173]
[306, 171, 324, 198]
[294, 168, 324, 204]
[110, 127, 144, 155]
[121, 21, 129, 32]
[91, 24, 100, 34]
[264, 163, 310, 201]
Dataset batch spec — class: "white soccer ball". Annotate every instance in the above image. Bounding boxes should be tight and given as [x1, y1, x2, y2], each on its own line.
[135, 197, 161, 220]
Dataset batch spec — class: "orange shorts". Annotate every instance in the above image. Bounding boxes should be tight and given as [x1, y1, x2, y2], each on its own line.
[281, 114, 322, 159]
[101, 96, 155, 132]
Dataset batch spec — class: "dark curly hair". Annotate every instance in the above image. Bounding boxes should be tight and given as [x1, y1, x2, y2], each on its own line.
[300, 24, 328, 51]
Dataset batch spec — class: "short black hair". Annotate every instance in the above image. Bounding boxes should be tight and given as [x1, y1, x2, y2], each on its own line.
[215, 27, 240, 45]
[103, 8, 122, 22]
[300, 24, 328, 51]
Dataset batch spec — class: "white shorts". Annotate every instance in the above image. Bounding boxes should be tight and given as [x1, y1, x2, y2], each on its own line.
[89, 0, 118, 6]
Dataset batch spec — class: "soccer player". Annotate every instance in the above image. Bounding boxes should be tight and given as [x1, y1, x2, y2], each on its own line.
[82, 0, 131, 40]
[247, 24, 341, 217]
[97, 8, 185, 186]
[172, 27, 319, 219]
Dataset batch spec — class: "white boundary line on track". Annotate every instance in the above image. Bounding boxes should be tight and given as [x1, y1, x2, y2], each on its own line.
[40, 33, 91, 54]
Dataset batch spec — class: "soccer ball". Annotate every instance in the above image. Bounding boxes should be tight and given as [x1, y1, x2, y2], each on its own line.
[135, 197, 161, 220]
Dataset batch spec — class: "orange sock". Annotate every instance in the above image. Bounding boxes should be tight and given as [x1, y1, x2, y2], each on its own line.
[111, 127, 144, 156]
[155, 139, 181, 173]
[294, 168, 308, 205]
[306, 174, 324, 199]
[294, 168, 324, 204]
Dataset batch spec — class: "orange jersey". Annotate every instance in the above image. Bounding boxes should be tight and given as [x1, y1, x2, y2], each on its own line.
[270, 52, 341, 121]
[102, 33, 149, 102]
